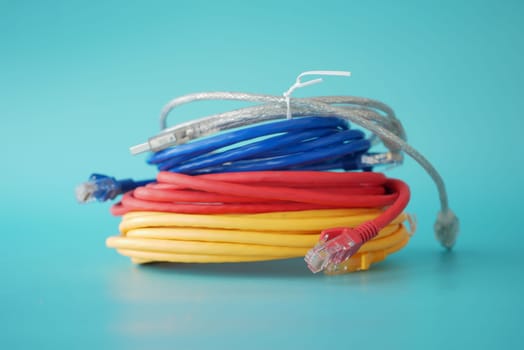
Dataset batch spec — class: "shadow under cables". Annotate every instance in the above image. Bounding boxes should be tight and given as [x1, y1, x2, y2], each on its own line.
[136, 258, 318, 279]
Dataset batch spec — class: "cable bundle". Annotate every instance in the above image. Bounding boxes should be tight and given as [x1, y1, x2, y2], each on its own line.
[106, 171, 412, 273]
[146, 117, 371, 174]
[77, 71, 459, 274]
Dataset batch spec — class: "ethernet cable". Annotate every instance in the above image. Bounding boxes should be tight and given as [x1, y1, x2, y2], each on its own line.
[112, 171, 406, 215]
[147, 117, 379, 175]
[77, 70, 459, 274]
[75, 174, 153, 203]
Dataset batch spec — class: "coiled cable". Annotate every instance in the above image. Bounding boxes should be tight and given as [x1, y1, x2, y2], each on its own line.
[78, 70, 459, 274]
[106, 171, 413, 273]
[147, 117, 372, 174]
[146, 91, 457, 248]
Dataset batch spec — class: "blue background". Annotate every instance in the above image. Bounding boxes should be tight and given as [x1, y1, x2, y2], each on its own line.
[1, 0, 523, 349]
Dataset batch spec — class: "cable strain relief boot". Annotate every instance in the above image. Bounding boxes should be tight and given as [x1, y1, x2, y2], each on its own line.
[355, 221, 379, 242]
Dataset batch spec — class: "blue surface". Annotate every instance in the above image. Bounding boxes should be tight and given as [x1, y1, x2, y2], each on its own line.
[1, 0, 523, 349]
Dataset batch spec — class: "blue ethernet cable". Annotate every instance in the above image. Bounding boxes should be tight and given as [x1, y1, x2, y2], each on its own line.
[148, 116, 348, 164]
[183, 138, 370, 174]
[76, 117, 396, 203]
[148, 116, 376, 175]
[75, 174, 154, 204]
[155, 127, 340, 171]
[165, 130, 370, 174]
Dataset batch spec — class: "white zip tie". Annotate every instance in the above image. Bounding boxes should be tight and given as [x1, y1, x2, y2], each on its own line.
[283, 70, 351, 119]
